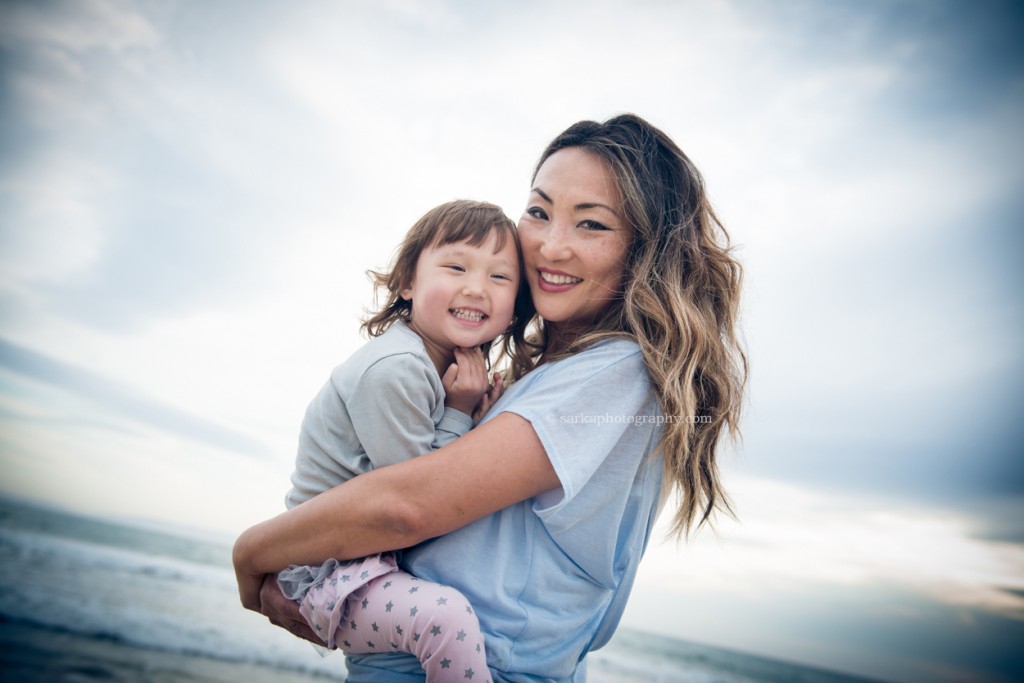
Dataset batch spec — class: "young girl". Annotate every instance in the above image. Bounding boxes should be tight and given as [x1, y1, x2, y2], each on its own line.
[277, 200, 533, 682]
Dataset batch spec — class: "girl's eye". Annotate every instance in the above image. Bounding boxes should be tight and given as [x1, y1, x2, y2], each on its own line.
[445, 264, 465, 272]
[491, 273, 512, 282]
[579, 220, 611, 231]
[525, 206, 548, 220]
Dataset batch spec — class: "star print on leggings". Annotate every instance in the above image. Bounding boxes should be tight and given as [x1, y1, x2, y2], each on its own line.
[299, 566, 491, 679]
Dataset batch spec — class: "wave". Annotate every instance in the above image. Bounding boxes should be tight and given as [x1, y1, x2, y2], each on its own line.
[0, 496, 882, 683]
[0, 524, 341, 678]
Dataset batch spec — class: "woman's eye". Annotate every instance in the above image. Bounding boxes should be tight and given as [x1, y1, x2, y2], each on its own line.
[525, 206, 548, 220]
[579, 220, 611, 231]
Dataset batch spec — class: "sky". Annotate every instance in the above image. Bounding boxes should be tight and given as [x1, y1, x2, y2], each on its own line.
[1, 0, 1023, 681]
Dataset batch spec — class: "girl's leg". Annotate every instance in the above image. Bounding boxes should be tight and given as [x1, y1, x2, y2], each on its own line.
[332, 571, 492, 683]
[285, 555, 397, 650]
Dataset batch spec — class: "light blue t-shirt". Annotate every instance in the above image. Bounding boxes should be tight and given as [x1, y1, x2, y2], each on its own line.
[346, 338, 665, 682]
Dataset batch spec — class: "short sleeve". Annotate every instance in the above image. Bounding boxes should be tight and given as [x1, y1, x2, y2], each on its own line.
[346, 354, 446, 469]
[499, 341, 658, 510]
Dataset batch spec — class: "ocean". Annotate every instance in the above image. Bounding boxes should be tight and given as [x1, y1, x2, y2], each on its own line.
[0, 496, 880, 682]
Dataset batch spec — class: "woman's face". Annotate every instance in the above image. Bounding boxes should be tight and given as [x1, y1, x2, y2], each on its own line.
[518, 147, 632, 328]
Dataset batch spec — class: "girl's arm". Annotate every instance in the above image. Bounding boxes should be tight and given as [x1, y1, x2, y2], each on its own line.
[234, 411, 557, 611]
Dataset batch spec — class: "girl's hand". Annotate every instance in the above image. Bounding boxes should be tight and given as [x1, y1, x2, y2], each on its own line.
[442, 347, 489, 415]
[473, 372, 505, 424]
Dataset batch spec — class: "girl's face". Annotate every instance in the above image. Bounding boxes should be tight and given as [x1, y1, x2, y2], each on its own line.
[400, 231, 520, 361]
[518, 147, 632, 328]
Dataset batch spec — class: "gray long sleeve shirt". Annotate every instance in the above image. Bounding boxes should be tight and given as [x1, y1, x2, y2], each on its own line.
[285, 321, 473, 509]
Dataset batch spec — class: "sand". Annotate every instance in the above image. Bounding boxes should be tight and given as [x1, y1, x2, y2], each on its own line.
[0, 618, 342, 683]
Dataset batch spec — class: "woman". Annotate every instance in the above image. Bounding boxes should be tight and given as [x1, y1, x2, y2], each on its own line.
[234, 113, 747, 681]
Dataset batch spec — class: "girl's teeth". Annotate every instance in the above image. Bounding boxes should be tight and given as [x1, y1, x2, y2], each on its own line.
[540, 271, 583, 285]
[451, 308, 485, 321]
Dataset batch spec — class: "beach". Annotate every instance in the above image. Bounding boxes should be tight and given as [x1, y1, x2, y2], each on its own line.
[0, 619, 337, 683]
[0, 496, 882, 683]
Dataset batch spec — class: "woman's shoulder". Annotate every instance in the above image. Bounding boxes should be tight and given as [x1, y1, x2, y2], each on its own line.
[544, 335, 644, 375]
[498, 336, 649, 408]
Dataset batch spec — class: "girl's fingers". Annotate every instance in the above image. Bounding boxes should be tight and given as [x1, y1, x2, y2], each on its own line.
[441, 362, 460, 392]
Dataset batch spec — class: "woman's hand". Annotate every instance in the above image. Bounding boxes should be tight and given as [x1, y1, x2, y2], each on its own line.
[236, 556, 320, 645]
[259, 574, 320, 644]
[236, 566, 265, 613]
[473, 372, 505, 424]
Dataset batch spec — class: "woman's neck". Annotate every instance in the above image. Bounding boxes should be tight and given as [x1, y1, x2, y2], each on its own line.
[542, 313, 627, 360]
[543, 322, 581, 357]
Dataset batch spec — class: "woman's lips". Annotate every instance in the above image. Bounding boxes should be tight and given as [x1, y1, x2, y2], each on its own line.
[537, 268, 583, 292]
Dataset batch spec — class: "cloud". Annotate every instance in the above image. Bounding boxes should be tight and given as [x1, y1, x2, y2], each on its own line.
[0, 151, 109, 294]
[627, 475, 1024, 681]
[0, 2, 1021, 679]
[641, 477, 1024, 619]
[696, 2, 1024, 502]
[0, 0, 160, 54]
[1, 1, 346, 331]
[0, 337, 272, 459]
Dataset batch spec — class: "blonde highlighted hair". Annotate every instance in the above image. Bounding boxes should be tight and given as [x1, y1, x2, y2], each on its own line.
[363, 200, 535, 378]
[533, 115, 747, 537]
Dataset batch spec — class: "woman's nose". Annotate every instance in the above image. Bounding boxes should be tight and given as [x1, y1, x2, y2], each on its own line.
[538, 223, 572, 261]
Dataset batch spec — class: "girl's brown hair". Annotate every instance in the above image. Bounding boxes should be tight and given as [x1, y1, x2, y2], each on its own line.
[363, 200, 535, 378]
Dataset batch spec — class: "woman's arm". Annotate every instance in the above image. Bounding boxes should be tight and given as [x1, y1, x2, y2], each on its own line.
[233, 411, 557, 610]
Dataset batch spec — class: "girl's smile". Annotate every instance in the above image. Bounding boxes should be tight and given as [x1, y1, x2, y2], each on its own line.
[400, 233, 520, 374]
[449, 306, 488, 323]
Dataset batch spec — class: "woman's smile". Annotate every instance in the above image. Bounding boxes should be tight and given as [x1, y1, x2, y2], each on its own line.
[536, 267, 584, 290]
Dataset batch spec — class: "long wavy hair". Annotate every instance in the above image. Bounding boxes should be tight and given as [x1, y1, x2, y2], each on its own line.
[532, 115, 747, 537]
[363, 200, 535, 378]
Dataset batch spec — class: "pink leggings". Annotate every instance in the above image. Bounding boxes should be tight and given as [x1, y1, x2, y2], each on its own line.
[300, 568, 492, 683]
